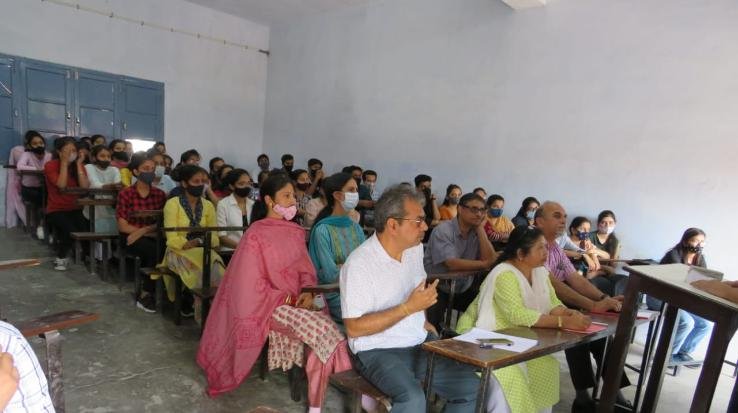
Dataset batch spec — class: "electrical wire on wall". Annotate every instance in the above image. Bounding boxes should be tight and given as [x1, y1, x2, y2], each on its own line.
[39, 0, 270, 56]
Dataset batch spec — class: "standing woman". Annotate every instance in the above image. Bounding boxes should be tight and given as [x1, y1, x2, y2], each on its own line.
[438, 184, 462, 221]
[158, 165, 225, 322]
[16, 131, 51, 237]
[44, 136, 90, 271]
[198, 174, 351, 413]
[84, 145, 122, 233]
[512, 196, 539, 228]
[216, 169, 254, 249]
[308, 173, 366, 323]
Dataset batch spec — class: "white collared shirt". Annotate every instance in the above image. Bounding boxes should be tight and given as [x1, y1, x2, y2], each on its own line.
[340, 234, 428, 353]
[216, 194, 254, 244]
[0, 321, 55, 412]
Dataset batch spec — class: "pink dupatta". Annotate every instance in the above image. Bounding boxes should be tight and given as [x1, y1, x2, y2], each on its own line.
[197, 217, 317, 397]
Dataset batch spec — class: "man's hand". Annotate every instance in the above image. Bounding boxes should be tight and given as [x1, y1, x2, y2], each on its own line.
[405, 279, 439, 313]
[0, 350, 19, 410]
[424, 321, 439, 337]
[592, 297, 622, 313]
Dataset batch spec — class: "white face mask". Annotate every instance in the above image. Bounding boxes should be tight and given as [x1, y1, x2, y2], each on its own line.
[341, 192, 360, 211]
[68, 152, 77, 163]
[154, 165, 166, 178]
[600, 225, 615, 235]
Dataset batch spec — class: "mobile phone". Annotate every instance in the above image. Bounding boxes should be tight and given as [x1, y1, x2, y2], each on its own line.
[477, 338, 513, 348]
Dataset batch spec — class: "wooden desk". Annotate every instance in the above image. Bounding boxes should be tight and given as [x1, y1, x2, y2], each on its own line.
[427, 270, 483, 333]
[423, 315, 617, 412]
[599, 264, 738, 412]
[59, 187, 119, 196]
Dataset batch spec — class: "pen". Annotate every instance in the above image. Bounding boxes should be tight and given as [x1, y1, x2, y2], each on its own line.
[592, 322, 608, 327]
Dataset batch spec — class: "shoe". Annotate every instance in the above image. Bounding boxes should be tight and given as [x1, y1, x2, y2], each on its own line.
[54, 258, 68, 271]
[36, 226, 45, 240]
[180, 309, 194, 318]
[571, 397, 597, 413]
[136, 295, 156, 313]
[679, 353, 702, 368]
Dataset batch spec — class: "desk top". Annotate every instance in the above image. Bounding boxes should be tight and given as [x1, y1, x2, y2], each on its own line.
[626, 264, 738, 311]
[60, 187, 120, 195]
[422, 315, 616, 369]
[77, 198, 116, 207]
[427, 270, 484, 281]
[17, 169, 43, 175]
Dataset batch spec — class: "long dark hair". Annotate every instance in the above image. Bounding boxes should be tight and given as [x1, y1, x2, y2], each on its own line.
[314, 173, 353, 226]
[493, 225, 544, 268]
[676, 227, 706, 254]
[441, 184, 462, 207]
[515, 196, 540, 218]
[251, 174, 294, 223]
[52, 136, 79, 179]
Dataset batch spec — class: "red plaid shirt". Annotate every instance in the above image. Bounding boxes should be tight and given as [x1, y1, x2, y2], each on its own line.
[116, 185, 166, 228]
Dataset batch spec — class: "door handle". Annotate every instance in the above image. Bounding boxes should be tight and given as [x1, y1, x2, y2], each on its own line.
[122, 121, 127, 131]
[66, 112, 71, 120]
[75, 117, 80, 124]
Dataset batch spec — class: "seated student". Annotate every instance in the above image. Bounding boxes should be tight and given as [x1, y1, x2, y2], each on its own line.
[91, 134, 106, 147]
[346, 165, 363, 187]
[162, 154, 173, 175]
[256, 153, 270, 175]
[159, 165, 225, 322]
[483, 194, 515, 244]
[0, 321, 54, 412]
[216, 169, 254, 249]
[169, 150, 220, 205]
[414, 174, 441, 242]
[306, 158, 324, 196]
[587, 210, 629, 296]
[281, 153, 294, 173]
[457, 226, 592, 413]
[124, 141, 134, 158]
[358, 169, 378, 226]
[647, 228, 712, 366]
[16, 131, 51, 238]
[208, 157, 225, 184]
[438, 184, 462, 221]
[291, 169, 313, 226]
[305, 182, 326, 228]
[534, 201, 632, 411]
[211, 164, 234, 199]
[147, 151, 176, 195]
[473, 187, 487, 200]
[153, 141, 166, 154]
[341, 184, 507, 412]
[84, 145, 122, 233]
[558, 216, 600, 276]
[44, 136, 90, 271]
[308, 173, 366, 323]
[198, 174, 351, 413]
[424, 193, 498, 330]
[117, 155, 167, 312]
[512, 196, 539, 228]
[108, 139, 129, 169]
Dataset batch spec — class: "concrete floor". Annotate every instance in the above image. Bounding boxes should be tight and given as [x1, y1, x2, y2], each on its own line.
[0, 227, 734, 412]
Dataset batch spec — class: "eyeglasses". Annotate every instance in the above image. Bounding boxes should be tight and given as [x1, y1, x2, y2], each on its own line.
[460, 205, 487, 215]
[391, 216, 427, 227]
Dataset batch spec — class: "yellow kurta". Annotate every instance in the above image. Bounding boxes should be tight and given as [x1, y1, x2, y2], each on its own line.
[158, 196, 224, 301]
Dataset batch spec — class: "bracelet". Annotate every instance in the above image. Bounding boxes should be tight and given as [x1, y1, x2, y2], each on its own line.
[285, 295, 295, 306]
[558, 316, 562, 329]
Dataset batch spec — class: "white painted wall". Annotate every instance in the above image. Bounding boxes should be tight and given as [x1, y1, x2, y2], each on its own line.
[1, 0, 269, 225]
[263, 0, 738, 277]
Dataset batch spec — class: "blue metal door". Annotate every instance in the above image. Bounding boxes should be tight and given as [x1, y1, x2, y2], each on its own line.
[75, 70, 117, 138]
[0, 56, 19, 163]
[21, 60, 72, 138]
[119, 79, 163, 141]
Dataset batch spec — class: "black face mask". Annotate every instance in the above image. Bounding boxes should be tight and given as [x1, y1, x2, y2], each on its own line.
[96, 160, 111, 170]
[186, 185, 205, 197]
[112, 151, 129, 162]
[283, 165, 293, 173]
[30, 146, 46, 155]
[354, 178, 361, 186]
[685, 245, 703, 254]
[138, 171, 156, 185]
[296, 182, 311, 191]
[422, 187, 432, 199]
[233, 186, 252, 198]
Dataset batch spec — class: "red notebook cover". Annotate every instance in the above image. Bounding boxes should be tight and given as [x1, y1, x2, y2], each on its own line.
[563, 323, 608, 334]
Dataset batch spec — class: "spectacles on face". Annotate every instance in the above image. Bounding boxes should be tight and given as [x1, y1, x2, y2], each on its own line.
[391, 216, 427, 227]
[460, 205, 487, 215]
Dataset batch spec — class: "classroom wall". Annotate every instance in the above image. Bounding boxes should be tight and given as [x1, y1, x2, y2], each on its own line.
[262, 0, 738, 277]
[0, 0, 269, 225]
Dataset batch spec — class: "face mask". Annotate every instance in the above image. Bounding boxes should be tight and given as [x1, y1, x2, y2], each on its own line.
[68, 152, 78, 163]
[686, 245, 703, 254]
[577, 231, 589, 241]
[273, 204, 297, 221]
[154, 165, 166, 178]
[341, 192, 360, 211]
[448, 196, 460, 205]
[526, 210, 536, 221]
[186, 185, 205, 197]
[489, 208, 503, 218]
[259, 161, 269, 170]
[233, 186, 252, 198]
[283, 165, 293, 173]
[96, 160, 111, 170]
[296, 182, 311, 191]
[138, 171, 156, 185]
[422, 187, 432, 198]
[599, 225, 615, 235]
[354, 177, 362, 186]
[30, 146, 45, 155]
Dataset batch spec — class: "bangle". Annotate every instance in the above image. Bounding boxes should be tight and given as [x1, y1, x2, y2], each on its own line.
[558, 316, 562, 329]
[400, 303, 410, 316]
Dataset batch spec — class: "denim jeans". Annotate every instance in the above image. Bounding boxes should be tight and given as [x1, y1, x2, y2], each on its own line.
[646, 296, 713, 356]
[353, 334, 479, 413]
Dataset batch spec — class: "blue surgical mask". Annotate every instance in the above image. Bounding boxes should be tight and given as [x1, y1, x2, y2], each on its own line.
[526, 210, 536, 221]
[577, 231, 589, 241]
[489, 208, 503, 218]
[341, 192, 359, 211]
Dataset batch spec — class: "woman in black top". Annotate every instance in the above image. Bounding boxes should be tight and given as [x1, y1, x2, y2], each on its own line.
[512, 196, 539, 228]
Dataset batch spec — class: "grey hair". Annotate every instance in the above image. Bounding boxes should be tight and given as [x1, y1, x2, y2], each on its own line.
[374, 184, 426, 233]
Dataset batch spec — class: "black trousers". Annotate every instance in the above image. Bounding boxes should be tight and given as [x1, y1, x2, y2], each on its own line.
[125, 236, 164, 293]
[564, 337, 630, 390]
[20, 186, 44, 227]
[46, 210, 89, 259]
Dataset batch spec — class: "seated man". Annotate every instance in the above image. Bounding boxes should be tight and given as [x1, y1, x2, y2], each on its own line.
[0, 321, 54, 412]
[423, 193, 498, 330]
[534, 201, 632, 411]
[341, 185, 507, 412]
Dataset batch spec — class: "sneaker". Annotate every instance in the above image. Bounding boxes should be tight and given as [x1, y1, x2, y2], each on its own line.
[36, 226, 45, 240]
[53, 258, 68, 271]
[136, 295, 156, 313]
[180, 308, 194, 318]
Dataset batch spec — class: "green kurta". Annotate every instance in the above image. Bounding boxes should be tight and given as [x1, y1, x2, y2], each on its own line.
[457, 270, 563, 413]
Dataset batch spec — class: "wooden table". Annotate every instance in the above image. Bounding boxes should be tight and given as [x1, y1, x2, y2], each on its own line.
[599, 264, 738, 412]
[427, 270, 483, 333]
[422, 315, 618, 413]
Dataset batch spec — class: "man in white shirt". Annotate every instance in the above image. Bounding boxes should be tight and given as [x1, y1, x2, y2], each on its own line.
[0, 321, 54, 412]
[340, 185, 480, 412]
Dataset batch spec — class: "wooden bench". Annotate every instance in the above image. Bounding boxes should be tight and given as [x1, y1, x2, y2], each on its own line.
[14, 310, 99, 413]
[330, 369, 391, 413]
[70, 232, 119, 279]
[246, 407, 283, 413]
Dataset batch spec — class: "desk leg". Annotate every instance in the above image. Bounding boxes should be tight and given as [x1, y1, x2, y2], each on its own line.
[689, 317, 738, 412]
[444, 279, 457, 335]
[475, 367, 490, 413]
[598, 275, 640, 412]
[640, 304, 679, 413]
[592, 336, 610, 400]
[424, 352, 436, 413]
[633, 317, 658, 410]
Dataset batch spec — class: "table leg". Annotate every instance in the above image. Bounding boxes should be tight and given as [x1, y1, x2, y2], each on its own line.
[633, 317, 658, 410]
[689, 316, 738, 412]
[640, 304, 679, 413]
[592, 335, 610, 400]
[475, 367, 491, 413]
[424, 351, 436, 412]
[444, 279, 457, 334]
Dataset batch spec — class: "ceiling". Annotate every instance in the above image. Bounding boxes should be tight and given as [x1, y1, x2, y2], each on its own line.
[184, 0, 380, 25]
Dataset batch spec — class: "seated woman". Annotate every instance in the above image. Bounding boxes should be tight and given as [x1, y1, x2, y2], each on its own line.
[197, 174, 351, 413]
[438, 184, 462, 220]
[16, 131, 51, 238]
[148, 151, 176, 195]
[292, 169, 313, 226]
[117, 155, 167, 312]
[44, 136, 90, 271]
[216, 169, 254, 250]
[483, 194, 515, 245]
[158, 165, 225, 322]
[457, 226, 591, 413]
[211, 163, 234, 199]
[647, 228, 712, 365]
[308, 173, 366, 323]
[558, 217, 602, 276]
[109, 139, 129, 169]
[587, 210, 628, 296]
[84, 145, 122, 233]
[512, 196, 539, 228]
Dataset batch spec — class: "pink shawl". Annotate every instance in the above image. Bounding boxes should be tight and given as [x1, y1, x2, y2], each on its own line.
[197, 217, 316, 397]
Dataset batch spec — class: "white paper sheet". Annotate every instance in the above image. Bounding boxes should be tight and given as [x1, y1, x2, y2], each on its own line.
[452, 328, 538, 353]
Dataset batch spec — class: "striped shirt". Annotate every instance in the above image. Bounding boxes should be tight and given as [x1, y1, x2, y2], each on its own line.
[0, 321, 55, 412]
[545, 240, 576, 282]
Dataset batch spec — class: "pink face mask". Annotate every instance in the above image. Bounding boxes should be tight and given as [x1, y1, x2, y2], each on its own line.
[273, 204, 297, 221]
